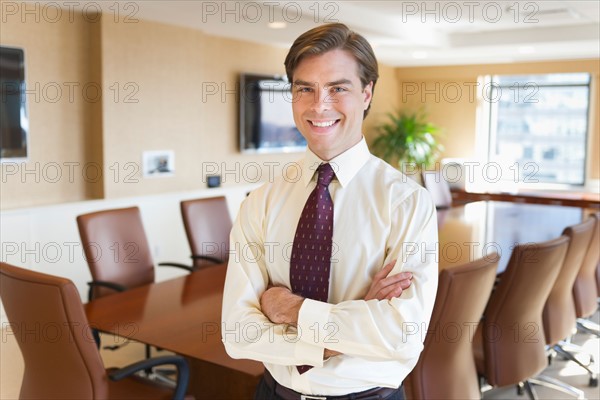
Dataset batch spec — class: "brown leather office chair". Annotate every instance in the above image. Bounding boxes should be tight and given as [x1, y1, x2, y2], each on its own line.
[77, 206, 191, 300]
[405, 255, 499, 400]
[543, 217, 597, 387]
[573, 213, 600, 337]
[472, 236, 570, 399]
[421, 171, 452, 209]
[77, 206, 191, 362]
[0, 262, 189, 400]
[179, 196, 232, 269]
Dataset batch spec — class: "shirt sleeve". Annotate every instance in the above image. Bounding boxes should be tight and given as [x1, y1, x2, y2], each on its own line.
[296, 187, 438, 364]
[221, 191, 325, 367]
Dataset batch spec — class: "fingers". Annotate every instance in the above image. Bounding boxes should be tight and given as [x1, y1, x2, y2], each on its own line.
[375, 284, 401, 300]
[364, 259, 416, 301]
[380, 271, 413, 287]
[324, 348, 342, 359]
[374, 260, 396, 278]
[370, 262, 394, 285]
[374, 277, 412, 300]
[365, 266, 414, 301]
[370, 272, 412, 295]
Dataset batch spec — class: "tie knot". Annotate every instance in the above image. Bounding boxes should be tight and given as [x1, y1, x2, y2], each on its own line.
[317, 163, 335, 187]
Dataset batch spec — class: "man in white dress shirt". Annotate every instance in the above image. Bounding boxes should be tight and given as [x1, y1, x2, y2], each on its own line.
[222, 23, 438, 400]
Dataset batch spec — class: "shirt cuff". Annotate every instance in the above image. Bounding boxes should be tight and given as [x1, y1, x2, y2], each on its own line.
[293, 336, 325, 367]
[297, 298, 334, 361]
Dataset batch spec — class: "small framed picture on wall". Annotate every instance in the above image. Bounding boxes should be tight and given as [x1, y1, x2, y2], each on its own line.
[143, 150, 175, 178]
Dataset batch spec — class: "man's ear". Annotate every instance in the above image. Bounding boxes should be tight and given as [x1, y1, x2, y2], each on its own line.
[363, 81, 373, 110]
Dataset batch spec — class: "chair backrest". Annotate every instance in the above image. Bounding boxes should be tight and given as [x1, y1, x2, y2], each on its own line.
[421, 171, 452, 209]
[482, 236, 569, 387]
[0, 262, 109, 399]
[405, 255, 499, 400]
[76, 207, 155, 299]
[573, 213, 600, 318]
[597, 261, 600, 298]
[181, 196, 232, 268]
[543, 217, 595, 345]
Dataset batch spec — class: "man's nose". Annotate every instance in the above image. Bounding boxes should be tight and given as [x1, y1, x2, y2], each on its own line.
[310, 88, 331, 112]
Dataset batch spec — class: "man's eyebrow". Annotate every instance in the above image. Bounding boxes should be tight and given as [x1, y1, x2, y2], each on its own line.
[293, 79, 354, 87]
[293, 80, 316, 87]
[326, 79, 354, 87]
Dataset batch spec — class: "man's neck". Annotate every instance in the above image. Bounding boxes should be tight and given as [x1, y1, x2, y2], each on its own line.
[310, 136, 363, 162]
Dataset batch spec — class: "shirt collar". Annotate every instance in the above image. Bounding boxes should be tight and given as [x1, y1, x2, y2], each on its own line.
[301, 137, 371, 188]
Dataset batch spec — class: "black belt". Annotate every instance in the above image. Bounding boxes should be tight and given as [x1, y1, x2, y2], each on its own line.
[263, 370, 399, 400]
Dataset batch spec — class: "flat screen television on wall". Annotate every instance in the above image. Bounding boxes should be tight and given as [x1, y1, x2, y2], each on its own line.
[239, 73, 306, 153]
[0, 46, 28, 160]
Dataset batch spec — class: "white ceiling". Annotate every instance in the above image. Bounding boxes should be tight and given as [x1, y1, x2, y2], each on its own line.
[55, 1, 600, 66]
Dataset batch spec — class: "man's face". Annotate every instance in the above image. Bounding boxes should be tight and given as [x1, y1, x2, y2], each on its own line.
[291, 49, 373, 161]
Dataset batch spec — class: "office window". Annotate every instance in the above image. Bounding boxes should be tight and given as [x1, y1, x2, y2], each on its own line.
[483, 73, 590, 186]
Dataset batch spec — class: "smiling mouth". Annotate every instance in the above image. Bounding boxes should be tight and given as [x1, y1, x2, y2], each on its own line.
[309, 120, 339, 127]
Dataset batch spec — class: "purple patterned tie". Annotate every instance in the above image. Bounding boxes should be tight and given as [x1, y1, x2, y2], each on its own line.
[290, 163, 335, 374]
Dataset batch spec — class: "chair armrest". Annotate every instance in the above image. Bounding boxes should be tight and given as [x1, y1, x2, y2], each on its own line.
[191, 254, 224, 264]
[109, 355, 190, 400]
[158, 262, 194, 273]
[87, 281, 127, 302]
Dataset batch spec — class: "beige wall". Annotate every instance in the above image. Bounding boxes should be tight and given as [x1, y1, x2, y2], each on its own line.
[363, 63, 400, 144]
[395, 59, 600, 179]
[1, 10, 399, 208]
[0, 4, 102, 209]
[100, 18, 208, 198]
[2, 5, 596, 210]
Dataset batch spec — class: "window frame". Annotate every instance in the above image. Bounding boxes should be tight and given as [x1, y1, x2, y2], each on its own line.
[477, 73, 592, 190]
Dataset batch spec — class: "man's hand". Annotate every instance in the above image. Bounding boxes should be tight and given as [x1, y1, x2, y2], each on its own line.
[260, 287, 341, 360]
[260, 286, 304, 325]
[364, 260, 413, 301]
[324, 348, 341, 359]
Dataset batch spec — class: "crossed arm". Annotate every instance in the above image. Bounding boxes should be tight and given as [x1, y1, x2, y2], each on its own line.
[222, 187, 438, 367]
[260, 261, 413, 358]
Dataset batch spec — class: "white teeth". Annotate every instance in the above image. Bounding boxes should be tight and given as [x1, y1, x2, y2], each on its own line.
[311, 120, 336, 127]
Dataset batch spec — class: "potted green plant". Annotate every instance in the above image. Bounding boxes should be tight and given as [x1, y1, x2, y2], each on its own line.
[371, 110, 443, 177]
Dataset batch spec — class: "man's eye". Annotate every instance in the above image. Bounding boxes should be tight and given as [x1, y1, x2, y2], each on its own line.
[331, 87, 346, 93]
[296, 87, 312, 93]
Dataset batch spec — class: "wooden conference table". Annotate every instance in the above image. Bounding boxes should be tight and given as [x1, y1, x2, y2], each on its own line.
[84, 201, 591, 399]
[85, 263, 261, 399]
[437, 201, 590, 271]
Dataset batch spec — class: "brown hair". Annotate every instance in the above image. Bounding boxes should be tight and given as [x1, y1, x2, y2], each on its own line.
[284, 23, 379, 118]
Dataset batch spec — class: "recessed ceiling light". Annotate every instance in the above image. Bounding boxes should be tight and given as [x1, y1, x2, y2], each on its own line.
[518, 46, 535, 54]
[412, 51, 428, 59]
[268, 22, 287, 29]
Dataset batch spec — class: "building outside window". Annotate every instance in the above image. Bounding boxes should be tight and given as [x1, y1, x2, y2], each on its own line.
[479, 73, 591, 188]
